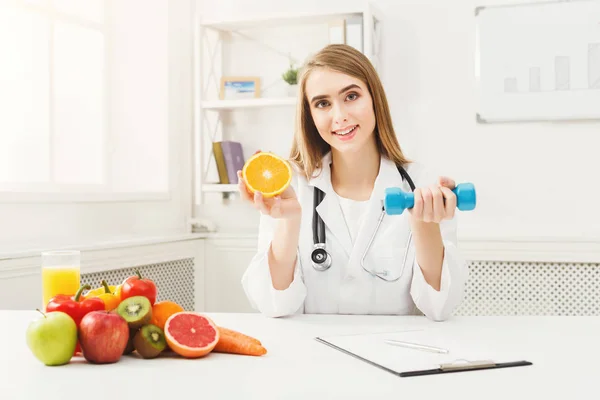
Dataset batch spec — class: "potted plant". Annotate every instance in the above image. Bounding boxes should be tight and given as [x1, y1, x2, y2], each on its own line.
[282, 63, 299, 96]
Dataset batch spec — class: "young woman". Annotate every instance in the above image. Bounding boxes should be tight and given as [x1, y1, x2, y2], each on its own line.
[237, 44, 467, 320]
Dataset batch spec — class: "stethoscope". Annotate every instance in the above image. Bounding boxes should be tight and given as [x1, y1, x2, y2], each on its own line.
[311, 165, 416, 282]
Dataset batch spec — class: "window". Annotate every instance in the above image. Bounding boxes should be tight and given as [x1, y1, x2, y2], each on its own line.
[0, 0, 191, 248]
[0, 0, 170, 201]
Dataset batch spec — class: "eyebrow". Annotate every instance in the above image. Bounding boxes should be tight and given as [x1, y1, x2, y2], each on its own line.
[310, 84, 361, 103]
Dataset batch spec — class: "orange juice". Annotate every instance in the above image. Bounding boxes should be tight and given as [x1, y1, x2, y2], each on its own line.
[42, 266, 81, 307]
[41, 250, 81, 309]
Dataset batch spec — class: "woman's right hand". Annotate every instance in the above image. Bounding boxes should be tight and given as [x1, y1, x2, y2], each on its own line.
[237, 171, 302, 220]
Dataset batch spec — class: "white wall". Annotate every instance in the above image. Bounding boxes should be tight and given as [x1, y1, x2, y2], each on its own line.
[0, 0, 194, 249]
[197, 0, 600, 244]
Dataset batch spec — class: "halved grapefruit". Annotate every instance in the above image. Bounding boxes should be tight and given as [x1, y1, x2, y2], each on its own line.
[164, 312, 220, 358]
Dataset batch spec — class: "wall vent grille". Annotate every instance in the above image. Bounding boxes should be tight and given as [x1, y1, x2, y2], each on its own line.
[81, 258, 195, 311]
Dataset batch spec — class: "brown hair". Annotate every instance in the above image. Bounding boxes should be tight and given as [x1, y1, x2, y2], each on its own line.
[288, 44, 410, 180]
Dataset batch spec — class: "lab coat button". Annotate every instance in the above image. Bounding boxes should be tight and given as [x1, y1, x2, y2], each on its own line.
[345, 275, 355, 281]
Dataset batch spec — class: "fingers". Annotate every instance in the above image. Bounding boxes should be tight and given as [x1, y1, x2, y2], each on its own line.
[237, 170, 301, 219]
[438, 176, 456, 189]
[410, 188, 424, 218]
[254, 191, 270, 215]
[430, 186, 445, 222]
[238, 170, 272, 215]
[421, 187, 434, 222]
[237, 171, 253, 202]
[411, 184, 455, 223]
[440, 186, 456, 219]
[409, 188, 434, 222]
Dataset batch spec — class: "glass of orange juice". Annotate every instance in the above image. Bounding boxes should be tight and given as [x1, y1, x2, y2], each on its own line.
[41, 250, 81, 310]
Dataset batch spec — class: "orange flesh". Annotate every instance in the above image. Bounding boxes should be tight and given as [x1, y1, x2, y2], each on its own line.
[243, 153, 291, 195]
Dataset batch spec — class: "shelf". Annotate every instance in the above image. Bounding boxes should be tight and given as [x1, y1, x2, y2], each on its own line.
[194, 1, 384, 206]
[201, 10, 364, 31]
[202, 184, 239, 193]
[202, 97, 297, 110]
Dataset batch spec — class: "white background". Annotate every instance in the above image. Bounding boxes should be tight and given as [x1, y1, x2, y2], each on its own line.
[195, 0, 600, 244]
[2, 0, 599, 254]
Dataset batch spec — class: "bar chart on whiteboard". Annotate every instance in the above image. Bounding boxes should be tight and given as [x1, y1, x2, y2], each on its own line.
[475, 0, 600, 122]
[502, 44, 600, 93]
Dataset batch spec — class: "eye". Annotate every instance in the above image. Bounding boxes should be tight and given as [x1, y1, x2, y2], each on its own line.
[315, 100, 329, 108]
[346, 92, 359, 101]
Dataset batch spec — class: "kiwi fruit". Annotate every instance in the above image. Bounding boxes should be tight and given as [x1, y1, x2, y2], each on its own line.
[116, 296, 152, 330]
[133, 324, 166, 359]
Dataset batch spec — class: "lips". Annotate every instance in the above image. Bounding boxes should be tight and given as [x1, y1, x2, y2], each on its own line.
[332, 125, 358, 136]
[332, 125, 358, 142]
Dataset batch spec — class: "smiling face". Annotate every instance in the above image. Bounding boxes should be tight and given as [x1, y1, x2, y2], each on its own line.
[289, 44, 410, 181]
[304, 67, 376, 156]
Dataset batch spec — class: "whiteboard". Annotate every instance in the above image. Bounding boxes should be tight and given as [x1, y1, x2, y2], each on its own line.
[475, 0, 600, 122]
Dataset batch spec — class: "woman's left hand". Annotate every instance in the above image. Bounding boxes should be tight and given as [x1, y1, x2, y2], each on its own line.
[409, 176, 457, 224]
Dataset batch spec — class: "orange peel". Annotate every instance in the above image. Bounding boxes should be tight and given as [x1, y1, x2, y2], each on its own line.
[241, 152, 292, 198]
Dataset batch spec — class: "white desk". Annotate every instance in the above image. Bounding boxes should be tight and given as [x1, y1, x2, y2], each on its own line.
[1, 310, 597, 400]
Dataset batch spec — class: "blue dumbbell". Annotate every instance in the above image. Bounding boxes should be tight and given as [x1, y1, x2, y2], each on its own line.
[384, 183, 476, 215]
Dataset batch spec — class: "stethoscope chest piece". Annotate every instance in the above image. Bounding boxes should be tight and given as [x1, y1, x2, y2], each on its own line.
[311, 243, 332, 271]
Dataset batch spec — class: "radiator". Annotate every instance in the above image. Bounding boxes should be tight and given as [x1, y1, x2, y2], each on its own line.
[81, 258, 196, 311]
[455, 260, 600, 316]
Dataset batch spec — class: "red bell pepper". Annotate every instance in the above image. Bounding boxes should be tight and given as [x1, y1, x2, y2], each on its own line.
[46, 284, 105, 354]
[120, 269, 157, 305]
[46, 284, 105, 325]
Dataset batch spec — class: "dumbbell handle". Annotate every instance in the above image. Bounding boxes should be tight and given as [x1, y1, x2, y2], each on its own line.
[384, 182, 476, 215]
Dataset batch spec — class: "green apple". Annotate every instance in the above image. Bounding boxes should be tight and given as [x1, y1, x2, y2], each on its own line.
[26, 310, 77, 366]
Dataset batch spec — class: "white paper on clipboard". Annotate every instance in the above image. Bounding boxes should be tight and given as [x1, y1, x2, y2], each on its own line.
[315, 327, 530, 374]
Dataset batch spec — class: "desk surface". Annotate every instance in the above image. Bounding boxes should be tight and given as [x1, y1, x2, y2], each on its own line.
[1, 310, 597, 400]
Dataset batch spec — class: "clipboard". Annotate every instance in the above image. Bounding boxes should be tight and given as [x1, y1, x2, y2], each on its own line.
[314, 329, 533, 378]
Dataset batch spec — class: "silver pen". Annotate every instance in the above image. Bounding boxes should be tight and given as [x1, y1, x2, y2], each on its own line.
[384, 339, 449, 354]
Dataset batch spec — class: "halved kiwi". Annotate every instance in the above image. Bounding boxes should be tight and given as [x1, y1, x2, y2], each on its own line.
[133, 324, 166, 359]
[116, 296, 152, 330]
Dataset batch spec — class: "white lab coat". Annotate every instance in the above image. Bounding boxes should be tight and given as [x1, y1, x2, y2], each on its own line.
[241, 152, 467, 321]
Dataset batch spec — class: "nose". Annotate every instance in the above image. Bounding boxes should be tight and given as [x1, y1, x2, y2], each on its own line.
[332, 102, 348, 125]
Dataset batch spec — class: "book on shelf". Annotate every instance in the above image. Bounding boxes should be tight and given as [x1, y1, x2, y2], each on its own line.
[212, 141, 245, 184]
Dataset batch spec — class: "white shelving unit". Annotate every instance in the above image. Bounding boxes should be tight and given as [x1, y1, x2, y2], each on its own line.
[192, 0, 383, 200]
[202, 97, 297, 111]
[202, 183, 238, 193]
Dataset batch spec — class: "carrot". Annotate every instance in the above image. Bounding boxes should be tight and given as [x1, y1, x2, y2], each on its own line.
[218, 327, 262, 346]
[213, 327, 267, 356]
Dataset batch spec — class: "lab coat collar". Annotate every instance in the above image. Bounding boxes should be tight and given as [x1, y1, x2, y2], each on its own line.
[308, 151, 353, 258]
[307, 151, 402, 196]
[344, 155, 407, 279]
[307, 152, 405, 260]
[306, 151, 333, 193]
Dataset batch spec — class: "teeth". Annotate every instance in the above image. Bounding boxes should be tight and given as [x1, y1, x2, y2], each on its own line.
[334, 126, 356, 136]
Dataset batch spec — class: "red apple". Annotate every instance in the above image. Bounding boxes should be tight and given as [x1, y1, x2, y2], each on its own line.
[79, 311, 129, 364]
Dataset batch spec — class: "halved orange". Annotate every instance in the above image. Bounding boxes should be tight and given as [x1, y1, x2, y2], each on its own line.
[242, 151, 292, 198]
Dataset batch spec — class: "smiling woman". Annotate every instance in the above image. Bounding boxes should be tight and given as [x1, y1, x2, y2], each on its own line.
[291, 45, 409, 186]
[237, 44, 468, 320]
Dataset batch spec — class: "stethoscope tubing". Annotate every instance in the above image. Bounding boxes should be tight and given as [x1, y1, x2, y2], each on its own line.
[311, 164, 415, 281]
[358, 208, 412, 282]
